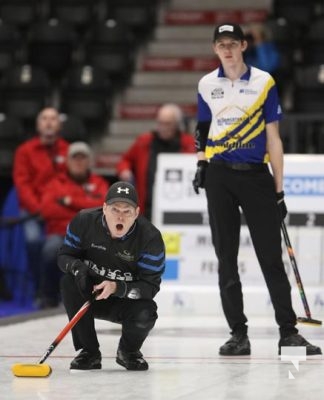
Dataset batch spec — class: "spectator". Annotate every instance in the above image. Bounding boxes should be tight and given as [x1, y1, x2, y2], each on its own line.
[38, 142, 109, 309]
[117, 103, 195, 219]
[13, 107, 69, 297]
[244, 23, 280, 74]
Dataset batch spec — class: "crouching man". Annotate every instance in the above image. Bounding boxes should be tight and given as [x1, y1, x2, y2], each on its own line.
[58, 181, 165, 371]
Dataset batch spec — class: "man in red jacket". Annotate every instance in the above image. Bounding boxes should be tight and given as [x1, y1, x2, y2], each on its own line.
[117, 103, 195, 219]
[38, 142, 109, 308]
[13, 107, 68, 297]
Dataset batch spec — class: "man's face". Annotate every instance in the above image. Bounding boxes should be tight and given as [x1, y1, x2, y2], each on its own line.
[156, 109, 179, 141]
[213, 37, 247, 67]
[67, 153, 90, 178]
[103, 202, 139, 239]
[37, 108, 61, 145]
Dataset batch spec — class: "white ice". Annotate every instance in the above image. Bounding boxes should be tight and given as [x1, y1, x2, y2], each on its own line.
[1, 313, 324, 400]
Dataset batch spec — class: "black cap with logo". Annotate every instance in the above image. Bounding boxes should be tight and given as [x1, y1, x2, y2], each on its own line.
[213, 23, 245, 42]
[105, 181, 138, 208]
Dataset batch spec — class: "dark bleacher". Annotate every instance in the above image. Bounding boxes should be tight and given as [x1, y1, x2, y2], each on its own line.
[269, 0, 324, 153]
[0, 0, 162, 178]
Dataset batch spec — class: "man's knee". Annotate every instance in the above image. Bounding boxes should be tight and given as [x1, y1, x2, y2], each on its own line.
[130, 301, 158, 329]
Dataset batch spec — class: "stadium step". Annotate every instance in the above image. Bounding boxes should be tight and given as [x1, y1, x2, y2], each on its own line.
[168, 0, 271, 11]
[154, 25, 212, 41]
[161, 9, 268, 25]
[132, 71, 204, 87]
[109, 119, 156, 136]
[97, 136, 135, 154]
[122, 87, 197, 104]
[138, 56, 218, 72]
[145, 41, 212, 57]
[114, 103, 197, 119]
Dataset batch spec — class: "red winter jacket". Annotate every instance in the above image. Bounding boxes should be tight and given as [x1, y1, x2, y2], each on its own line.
[13, 137, 69, 214]
[40, 172, 109, 235]
[116, 131, 195, 215]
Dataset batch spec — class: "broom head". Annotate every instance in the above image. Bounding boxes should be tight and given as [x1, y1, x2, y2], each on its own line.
[11, 363, 52, 377]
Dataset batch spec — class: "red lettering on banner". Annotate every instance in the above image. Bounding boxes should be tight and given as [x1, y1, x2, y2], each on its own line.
[163, 9, 268, 25]
[141, 57, 219, 71]
[118, 104, 197, 119]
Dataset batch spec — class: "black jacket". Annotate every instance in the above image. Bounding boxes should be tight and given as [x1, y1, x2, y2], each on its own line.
[58, 207, 165, 300]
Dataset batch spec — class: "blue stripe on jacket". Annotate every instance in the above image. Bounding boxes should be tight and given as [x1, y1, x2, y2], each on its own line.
[137, 261, 165, 272]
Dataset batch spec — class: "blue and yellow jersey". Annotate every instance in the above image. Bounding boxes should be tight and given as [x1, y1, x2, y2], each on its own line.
[197, 65, 282, 163]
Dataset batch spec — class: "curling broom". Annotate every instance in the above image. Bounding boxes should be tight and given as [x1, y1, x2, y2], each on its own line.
[281, 221, 322, 326]
[11, 291, 99, 377]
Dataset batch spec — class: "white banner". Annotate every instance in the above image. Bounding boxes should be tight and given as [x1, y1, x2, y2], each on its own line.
[152, 154, 324, 287]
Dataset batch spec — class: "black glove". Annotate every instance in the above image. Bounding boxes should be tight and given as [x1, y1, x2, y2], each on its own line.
[192, 160, 208, 194]
[71, 260, 92, 300]
[276, 191, 287, 221]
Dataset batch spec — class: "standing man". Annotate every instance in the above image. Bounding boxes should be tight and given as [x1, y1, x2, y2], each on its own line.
[13, 107, 68, 295]
[58, 181, 165, 371]
[117, 103, 195, 219]
[192, 23, 321, 356]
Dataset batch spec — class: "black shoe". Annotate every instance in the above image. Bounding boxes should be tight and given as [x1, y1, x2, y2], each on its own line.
[278, 334, 322, 356]
[219, 332, 251, 356]
[70, 349, 102, 370]
[116, 348, 148, 371]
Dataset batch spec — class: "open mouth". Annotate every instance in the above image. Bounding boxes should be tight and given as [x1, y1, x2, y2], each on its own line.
[116, 223, 124, 232]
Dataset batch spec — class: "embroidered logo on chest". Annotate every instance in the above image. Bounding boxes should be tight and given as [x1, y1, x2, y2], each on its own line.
[239, 88, 258, 95]
[91, 243, 107, 251]
[211, 87, 224, 99]
[115, 250, 135, 262]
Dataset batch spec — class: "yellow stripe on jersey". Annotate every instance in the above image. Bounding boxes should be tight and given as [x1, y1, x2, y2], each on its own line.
[205, 77, 275, 159]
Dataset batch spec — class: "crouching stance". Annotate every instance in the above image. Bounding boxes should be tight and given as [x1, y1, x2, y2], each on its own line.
[58, 182, 165, 371]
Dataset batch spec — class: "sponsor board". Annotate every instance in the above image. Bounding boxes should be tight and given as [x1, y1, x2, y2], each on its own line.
[153, 154, 324, 287]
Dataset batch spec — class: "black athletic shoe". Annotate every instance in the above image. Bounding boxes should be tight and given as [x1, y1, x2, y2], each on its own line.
[116, 348, 149, 371]
[219, 332, 251, 356]
[70, 349, 102, 370]
[278, 334, 322, 356]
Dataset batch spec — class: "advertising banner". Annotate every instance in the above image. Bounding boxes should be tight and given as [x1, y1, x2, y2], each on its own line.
[152, 154, 324, 315]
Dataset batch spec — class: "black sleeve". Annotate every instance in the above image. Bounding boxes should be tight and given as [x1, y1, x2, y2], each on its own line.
[195, 121, 211, 152]
[114, 230, 165, 300]
[57, 213, 86, 274]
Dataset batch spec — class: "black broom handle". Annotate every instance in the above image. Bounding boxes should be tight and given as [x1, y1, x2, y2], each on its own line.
[281, 221, 312, 319]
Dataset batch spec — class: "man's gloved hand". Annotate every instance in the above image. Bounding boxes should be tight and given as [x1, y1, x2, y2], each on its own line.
[192, 160, 208, 194]
[276, 191, 287, 221]
[71, 260, 92, 300]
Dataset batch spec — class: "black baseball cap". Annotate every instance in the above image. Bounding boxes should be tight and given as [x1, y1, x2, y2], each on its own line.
[213, 23, 245, 42]
[105, 181, 138, 208]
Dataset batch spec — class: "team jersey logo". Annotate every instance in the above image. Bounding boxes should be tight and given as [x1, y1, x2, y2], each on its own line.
[115, 250, 135, 262]
[239, 88, 258, 95]
[211, 87, 224, 99]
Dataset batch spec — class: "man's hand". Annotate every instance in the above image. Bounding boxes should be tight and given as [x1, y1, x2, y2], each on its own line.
[94, 281, 117, 300]
[71, 260, 93, 300]
[192, 160, 208, 194]
[276, 191, 287, 221]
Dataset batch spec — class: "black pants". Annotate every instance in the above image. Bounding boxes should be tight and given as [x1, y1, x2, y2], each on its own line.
[60, 274, 158, 353]
[205, 163, 298, 338]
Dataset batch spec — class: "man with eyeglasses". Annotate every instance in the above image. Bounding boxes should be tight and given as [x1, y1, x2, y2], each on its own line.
[192, 23, 321, 356]
[58, 181, 165, 371]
